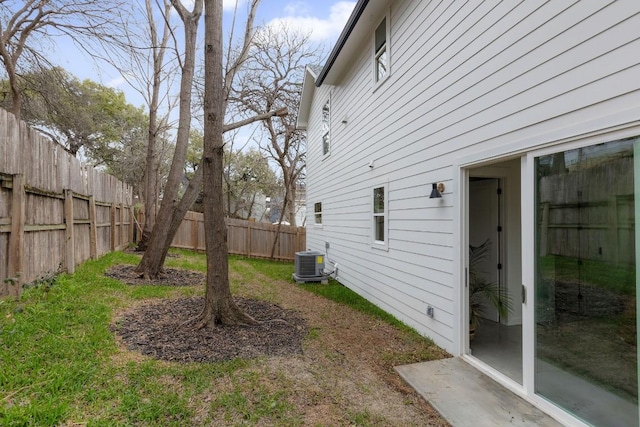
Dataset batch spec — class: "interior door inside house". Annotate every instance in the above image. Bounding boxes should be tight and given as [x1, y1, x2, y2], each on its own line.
[467, 162, 523, 385]
[469, 178, 502, 323]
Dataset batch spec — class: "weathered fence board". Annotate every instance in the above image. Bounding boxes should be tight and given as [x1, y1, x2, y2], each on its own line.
[159, 211, 306, 261]
[538, 155, 635, 265]
[0, 109, 134, 297]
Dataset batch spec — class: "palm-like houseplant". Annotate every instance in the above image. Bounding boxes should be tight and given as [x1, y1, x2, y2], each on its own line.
[469, 239, 512, 338]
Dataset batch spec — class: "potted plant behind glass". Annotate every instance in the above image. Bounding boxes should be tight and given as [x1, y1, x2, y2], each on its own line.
[469, 239, 512, 339]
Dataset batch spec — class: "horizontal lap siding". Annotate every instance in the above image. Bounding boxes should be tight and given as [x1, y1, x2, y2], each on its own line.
[307, 0, 640, 351]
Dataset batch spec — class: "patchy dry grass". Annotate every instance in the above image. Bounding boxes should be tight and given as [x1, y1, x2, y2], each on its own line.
[0, 250, 449, 426]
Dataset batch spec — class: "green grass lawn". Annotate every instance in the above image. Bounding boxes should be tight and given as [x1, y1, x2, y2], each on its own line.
[0, 251, 219, 426]
[0, 250, 435, 426]
[539, 254, 636, 295]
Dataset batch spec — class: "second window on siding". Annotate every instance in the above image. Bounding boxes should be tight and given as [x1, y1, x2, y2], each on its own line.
[373, 186, 385, 243]
[314, 202, 322, 225]
[321, 98, 330, 155]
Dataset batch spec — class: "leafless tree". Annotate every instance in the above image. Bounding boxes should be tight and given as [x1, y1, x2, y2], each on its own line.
[135, 0, 203, 277]
[136, 0, 179, 249]
[78, 0, 182, 249]
[189, 0, 257, 327]
[234, 24, 321, 229]
[135, 0, 288, 279]
[0, 0, 125, 121]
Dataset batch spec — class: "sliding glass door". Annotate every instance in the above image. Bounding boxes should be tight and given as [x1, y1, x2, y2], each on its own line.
[534, 137, 638, 426]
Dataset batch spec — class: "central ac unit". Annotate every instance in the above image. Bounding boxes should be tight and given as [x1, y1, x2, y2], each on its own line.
[293, 251, 327, 283]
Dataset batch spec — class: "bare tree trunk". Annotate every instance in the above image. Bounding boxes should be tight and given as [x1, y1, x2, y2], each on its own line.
[136, 0, 203, 278]
[193, 0, 255, 328]
[136, 104, 284, 272]
[286, 179, 297, 227]
[7, 66, 21, 120]
[138, 0, 172, 251]
[135, 0, 277, 278]
[270, 185, 289, 260]
[0, 13, 27, 121]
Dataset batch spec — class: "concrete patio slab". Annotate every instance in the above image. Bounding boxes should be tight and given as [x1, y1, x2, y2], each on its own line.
[395, 358, 563, 427]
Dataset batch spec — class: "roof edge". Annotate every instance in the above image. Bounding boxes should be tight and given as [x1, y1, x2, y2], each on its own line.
[315, 0, 370, 87]
[295, 66, 319, 130]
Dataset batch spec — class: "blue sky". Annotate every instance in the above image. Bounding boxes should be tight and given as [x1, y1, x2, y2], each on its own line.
[50, 0, 355, 109]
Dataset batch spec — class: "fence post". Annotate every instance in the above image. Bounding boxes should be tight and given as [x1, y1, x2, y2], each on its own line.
[120, 202, 125, 250]
[539, 202, 549, 257]
[609, 196, 620, 265]
[7, 174, 25, 297]
[64, 189, 75, 274]
[136, 208, 145, 244]
[110, 203, 116, 251]
[191, 213, 199, 251]
[296, 227, 305, 253]
[88, 195, 98, 259]
[129, 204, 135, 246]
[246, 220, 252, 257]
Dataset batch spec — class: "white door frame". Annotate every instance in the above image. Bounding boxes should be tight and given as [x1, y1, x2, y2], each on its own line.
[457, 151, 592, 426]
[454, 125, 640, 427]
[457, 159, 525, 395]
[521, 128, 640, 427]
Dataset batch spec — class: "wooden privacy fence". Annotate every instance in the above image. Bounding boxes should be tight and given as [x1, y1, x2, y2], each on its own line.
[0, 109, 134, 297]
[166, 211, 306, 261]
[538, 155, 634, 265]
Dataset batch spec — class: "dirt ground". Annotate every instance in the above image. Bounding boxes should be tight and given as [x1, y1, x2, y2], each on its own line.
[107, 263, 450, 426]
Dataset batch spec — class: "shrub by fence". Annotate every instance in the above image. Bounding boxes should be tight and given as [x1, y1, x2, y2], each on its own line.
[0, 109, 134, 297]
[168, 211, 306, 261]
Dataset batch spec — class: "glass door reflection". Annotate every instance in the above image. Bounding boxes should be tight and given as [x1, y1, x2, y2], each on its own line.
[535, 137, 638, 427]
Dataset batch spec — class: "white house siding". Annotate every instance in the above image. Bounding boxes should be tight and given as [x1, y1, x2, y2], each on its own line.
[305, 0, 640, 353]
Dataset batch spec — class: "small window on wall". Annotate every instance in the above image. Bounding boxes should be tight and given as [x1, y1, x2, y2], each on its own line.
[314, 202, 322, 225]
[321, 98, 330, 156]
[372, 184, 388, 248]
[374, 17, 388, 83]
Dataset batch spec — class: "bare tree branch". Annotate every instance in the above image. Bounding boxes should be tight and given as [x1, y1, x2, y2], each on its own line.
[223, 107, 287, 133]
[0, 0, 126, 120]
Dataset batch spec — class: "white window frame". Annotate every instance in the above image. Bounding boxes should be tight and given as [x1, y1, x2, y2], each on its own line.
[321, 96, 330, 157]
[373, 11, 390, 87]
[372, 183, 389, 250]
[314, 201, 322, 226]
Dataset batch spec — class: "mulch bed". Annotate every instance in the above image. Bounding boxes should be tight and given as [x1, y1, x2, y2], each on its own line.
[105, 264, 205, 286]
[103, 262, 449, 425]
[112, 296, 308, 363]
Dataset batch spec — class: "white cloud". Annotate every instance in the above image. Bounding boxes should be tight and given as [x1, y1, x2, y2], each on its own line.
[223, 0, 247, 12]
[266, 1, 356, 43]
[177, 0, 195, 10]
[283, 2, 310, 16]
[107, 76, 127, 89]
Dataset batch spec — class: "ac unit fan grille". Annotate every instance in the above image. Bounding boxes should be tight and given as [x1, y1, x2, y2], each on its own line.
[295, 251, 324, 277]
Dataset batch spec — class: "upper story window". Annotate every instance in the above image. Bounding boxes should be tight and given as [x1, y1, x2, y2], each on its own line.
[314, 202, 322, 225]
[374, 17, 388, 83]
[321, 98, 330, 155]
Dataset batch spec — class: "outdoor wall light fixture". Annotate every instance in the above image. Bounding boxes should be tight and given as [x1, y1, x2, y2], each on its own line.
[429, 182, 445, 198]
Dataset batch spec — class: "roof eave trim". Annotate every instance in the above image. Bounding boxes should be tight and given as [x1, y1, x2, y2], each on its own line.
[295, 66, 318, 130]
[315, 0, 370, 87]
